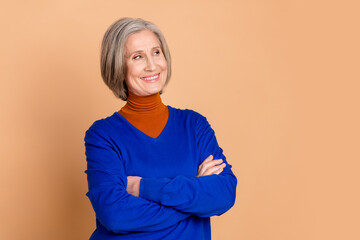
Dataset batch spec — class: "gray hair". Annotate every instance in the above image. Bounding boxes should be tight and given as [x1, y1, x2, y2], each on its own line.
[100, 17, 172, 100]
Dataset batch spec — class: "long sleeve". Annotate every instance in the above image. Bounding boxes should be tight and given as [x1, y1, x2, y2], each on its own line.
[84, 121, 191, 234]
[139, 114, 237, 217]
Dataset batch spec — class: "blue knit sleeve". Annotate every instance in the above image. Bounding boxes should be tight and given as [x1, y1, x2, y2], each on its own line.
[84, 121, 191, 234]
[140, 114, 237, 217]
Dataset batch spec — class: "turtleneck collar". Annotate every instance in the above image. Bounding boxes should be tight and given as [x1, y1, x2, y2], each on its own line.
[121, 91, 166, 114]
[118, 91, 169, 138]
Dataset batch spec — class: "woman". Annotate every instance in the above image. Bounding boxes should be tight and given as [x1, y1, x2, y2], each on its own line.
[84, 17, 237, 240]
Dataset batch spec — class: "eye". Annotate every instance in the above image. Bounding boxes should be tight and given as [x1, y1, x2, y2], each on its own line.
[154, 49, 161, 55]
[133, 55, 142, 60]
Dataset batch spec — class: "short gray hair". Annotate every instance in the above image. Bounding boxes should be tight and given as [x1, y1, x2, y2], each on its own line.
[100, 17, 172, 100]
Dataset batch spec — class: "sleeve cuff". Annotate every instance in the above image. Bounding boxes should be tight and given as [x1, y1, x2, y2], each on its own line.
[139, 177, 171, 203]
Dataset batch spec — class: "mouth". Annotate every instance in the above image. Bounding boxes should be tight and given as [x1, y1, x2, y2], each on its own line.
[140, 73, 160, 81]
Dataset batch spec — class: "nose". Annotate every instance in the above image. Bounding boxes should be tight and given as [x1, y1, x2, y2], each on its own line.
[145, 56, 156, 71]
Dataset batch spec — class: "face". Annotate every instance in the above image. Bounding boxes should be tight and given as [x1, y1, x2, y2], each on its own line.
[124, 30, 168, 97]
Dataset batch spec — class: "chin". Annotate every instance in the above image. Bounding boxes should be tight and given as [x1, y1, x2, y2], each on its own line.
[147, 83, 166, 95]
[147, 88, 163, 96]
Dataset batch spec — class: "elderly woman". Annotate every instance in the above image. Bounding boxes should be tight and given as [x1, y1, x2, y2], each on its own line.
[84, 17, 237, 240]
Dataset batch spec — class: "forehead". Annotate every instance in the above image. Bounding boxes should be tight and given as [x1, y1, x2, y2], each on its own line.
[125, 30, 161, 53]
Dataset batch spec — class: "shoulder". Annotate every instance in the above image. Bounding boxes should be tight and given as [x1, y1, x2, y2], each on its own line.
[84, 112, 120, 140]
[168, 106, 207, 123]
[168, 106, 216, 144]
[168, 106, 212, 136]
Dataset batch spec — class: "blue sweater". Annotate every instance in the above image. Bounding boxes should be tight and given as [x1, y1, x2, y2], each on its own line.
[84, 106, 237, 239]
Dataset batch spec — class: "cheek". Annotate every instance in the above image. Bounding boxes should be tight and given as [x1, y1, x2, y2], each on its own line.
[127, 63, 142, 78]
[125, 64, 138, 89]
[161, 61, 168, 80]
[160, 58, 168, 71]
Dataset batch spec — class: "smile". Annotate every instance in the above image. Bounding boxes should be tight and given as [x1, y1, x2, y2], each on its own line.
[141, 73, 160, 81]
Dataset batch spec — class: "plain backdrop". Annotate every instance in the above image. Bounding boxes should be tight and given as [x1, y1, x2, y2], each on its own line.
[1, 0, 359, 239]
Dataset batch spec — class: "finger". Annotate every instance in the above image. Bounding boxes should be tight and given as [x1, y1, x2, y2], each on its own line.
[198, 155, 214, 172]
[202, 155, 213, 164]
[203, 163, 226, 176]
[198, 159, 223, 176]
[213, 167, 224, 175]
[202, 159, 223, 170]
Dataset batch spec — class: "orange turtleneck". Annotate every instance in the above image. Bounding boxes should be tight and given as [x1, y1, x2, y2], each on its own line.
[118, 92, 169, 138]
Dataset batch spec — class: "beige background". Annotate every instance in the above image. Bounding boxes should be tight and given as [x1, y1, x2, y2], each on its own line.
[1, 0, 359, 239]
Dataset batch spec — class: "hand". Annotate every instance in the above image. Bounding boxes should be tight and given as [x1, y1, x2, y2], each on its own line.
[127, 176, 142, 197]
[197, 155, 226, 177]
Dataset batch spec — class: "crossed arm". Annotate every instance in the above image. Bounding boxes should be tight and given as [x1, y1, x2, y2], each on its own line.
[85, 116, 237, 233]
[85, 126, 191, 234]
[127, 155, 226, 196]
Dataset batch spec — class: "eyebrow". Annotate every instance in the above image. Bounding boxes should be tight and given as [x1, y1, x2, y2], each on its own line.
[127, 46, 161, 57]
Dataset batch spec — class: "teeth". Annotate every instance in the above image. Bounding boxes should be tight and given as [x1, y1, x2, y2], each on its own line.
[142, 74, 159, 80]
